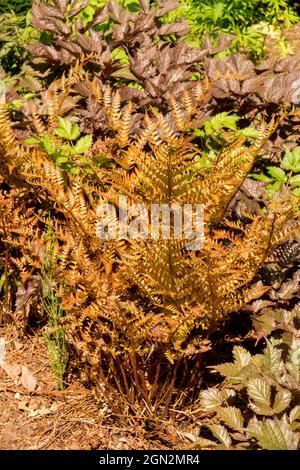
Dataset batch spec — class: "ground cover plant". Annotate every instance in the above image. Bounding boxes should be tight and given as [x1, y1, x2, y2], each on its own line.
[0, 0, 300, 450]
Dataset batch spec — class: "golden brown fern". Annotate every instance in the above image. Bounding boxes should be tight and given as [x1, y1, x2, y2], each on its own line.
[0, 70, 299, 411]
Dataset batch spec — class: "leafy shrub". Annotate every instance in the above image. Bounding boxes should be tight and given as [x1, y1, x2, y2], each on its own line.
[167, 0, 299, 58]
[0, 0, 299, 424]
[253, 146, 300, 196]
[0, 71, 299, 412]
[0, 11, 36, 74]
[2, 2, 298, 160]
[197, 303, 300, 449]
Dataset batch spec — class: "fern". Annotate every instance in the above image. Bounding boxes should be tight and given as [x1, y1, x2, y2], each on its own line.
[98, 106, 299, 360]
[0, 71, 299, 413]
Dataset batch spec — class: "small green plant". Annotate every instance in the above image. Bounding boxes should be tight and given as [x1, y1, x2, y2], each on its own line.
[25, 117, 93, 174]
[196, 304, 300, 449]
[253, 146, 300, 197]
[193, 112, 259, 169]
[41, 226, 68, 390]
[0, 11, 36, 75]
[165, 0, 299, 58]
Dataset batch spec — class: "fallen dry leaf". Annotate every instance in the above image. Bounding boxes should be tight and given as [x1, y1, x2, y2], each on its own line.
[21, 366, 37, 392]
[0, 361, 22, 378]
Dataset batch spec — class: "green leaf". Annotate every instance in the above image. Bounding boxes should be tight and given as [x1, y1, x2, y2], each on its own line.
[267, 181, 282, 194]
[247, 377, 273, 415]
[290, 406, 300, 423]
[232, 346, 252, 369]
[193, 128, 205, 137]
[261, 340, 282, 377]
[200, 388, 224, 410]
[287, 338, 300, 382]
[59, 144, 73, 157]
[213, 361, 241, 377]
[204, 112, 239, 135]
[213, 346, 252, 379]
[112, 47, 129, 64]
[42, 134, 55, 155]
[267, 166, 287, 182]
[192, 437, 218, 448]
[290, 174, 300, 187]
[212, 2, 224, 21]
[272, 389, 291, 414]
[55, 156, 69, 164]
[252, 309, 276, 337]
[55, 117, 72, 139]
[74, 134, 93, 154]
[251, 173, 272, 182]
[282, 148, 300, 173]
[292, 187, 300, 196]
[208, 424, 232, 448]
[248, 416, 298, 450]
[55, 117, 80, 141]
[24, 137, 40, 145]
[69, 123, 80, 141]
[238, 126, 258, 139]
[217, 406, 244, 430]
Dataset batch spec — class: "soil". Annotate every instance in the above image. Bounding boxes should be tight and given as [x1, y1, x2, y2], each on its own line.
[0, 324, 205, 450]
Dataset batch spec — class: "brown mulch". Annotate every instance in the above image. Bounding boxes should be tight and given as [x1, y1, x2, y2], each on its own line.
[0, 324, 205, 450]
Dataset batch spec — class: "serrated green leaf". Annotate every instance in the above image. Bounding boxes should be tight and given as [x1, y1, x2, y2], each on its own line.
[111, 47, 129, 64]
[69, 123, 80, 141]
[290, 174, 300, 187]
[217, 406, 244, 430]
[213, 361, 241, 377]
[249, 402, 275, 416]
[204, 112, 239, 135]
[292, 187, 300, 196]
[24, 137, 40, 145]
[261, 340, 282, 377]
[238, 126, 258, 138]
[42, 133, 55, 155]
[232, 346, 252, 369]
[252, 309, 276, 336]
[267, 166, 287, 182]
[251, 173, 272, 181]
[290, 406, 300, 423]
[208, 424, 232, 448]
[267, 181, 282, 194]
[213, 346, 252, 379]
[282, 148, 300, 172]
[200, 388, 224, 410]
[74, 134, 93, 154]
[59, 144, 73, 157]
[56, 117, 72, 139]
[272, 389, 291, 414]
[192, 437, 218, 448]
[287, 338, 300, 382]
[55, 118, 80, 141]
[248, 416, 298, 450]
[55, 156, 69, 164]
[247, 377, 273, 415]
